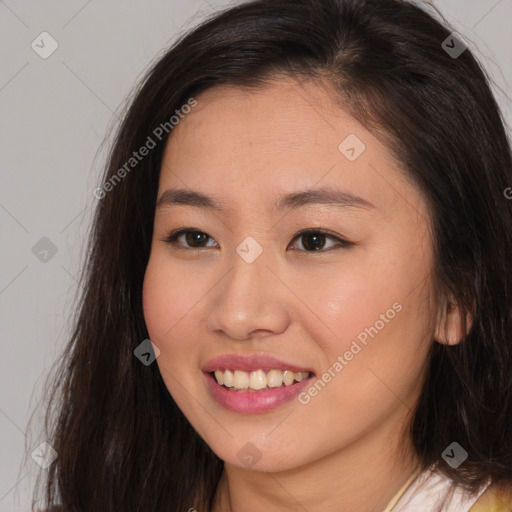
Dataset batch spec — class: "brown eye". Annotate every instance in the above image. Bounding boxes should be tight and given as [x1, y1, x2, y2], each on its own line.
[301, 232, 327, 251]
[163, 229, 218, 248]
[184, 231, 209, 247]
[289, 229, 351, 252]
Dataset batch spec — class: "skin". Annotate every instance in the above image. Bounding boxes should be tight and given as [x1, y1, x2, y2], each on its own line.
[142, 76, 465, 512]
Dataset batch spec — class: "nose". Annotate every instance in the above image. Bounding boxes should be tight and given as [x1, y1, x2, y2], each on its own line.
[206, 248, 291, 341]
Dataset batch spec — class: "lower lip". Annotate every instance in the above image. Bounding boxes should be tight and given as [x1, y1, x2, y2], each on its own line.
[204, 372, 313, 414]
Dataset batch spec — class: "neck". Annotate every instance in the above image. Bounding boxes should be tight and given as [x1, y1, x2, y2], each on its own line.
[212, 406, 421, 512]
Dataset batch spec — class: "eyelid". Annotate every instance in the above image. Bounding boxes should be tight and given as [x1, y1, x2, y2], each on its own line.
[159, 227, 352, 251]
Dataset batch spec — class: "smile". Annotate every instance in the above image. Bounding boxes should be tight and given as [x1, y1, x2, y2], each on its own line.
[212, 369, 311, 391]
[202, 354, 315, 413]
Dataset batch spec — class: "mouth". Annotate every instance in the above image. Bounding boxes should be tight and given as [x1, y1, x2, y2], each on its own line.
[202, 355, 316, 413]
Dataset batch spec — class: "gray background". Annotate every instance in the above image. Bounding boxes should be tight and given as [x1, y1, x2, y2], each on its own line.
[1, 1, 511, 510]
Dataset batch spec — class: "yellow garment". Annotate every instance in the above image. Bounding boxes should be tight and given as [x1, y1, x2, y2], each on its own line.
[382, 467, 512, 512]
[469, 484, 512, 511]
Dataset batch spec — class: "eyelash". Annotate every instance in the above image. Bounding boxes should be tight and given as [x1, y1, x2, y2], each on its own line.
[160, 227, 352, 252]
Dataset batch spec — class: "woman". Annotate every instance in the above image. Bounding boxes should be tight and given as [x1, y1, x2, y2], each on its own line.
[34, 0, 512, 510]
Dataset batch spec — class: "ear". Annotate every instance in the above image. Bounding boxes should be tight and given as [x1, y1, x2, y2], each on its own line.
[434, 296, 473, 346]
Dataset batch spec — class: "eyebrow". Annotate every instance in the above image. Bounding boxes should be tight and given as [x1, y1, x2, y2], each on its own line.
[156, 187, 375, 212]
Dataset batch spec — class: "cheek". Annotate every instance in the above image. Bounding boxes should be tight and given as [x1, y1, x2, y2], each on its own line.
[298, 250, 434, 398]
[142, 275, 204, 416]
[291, 261, 398, 357]
[142, 252, 206, 345]
[142, 264, 174, 345]
[142, 255, 205, 413]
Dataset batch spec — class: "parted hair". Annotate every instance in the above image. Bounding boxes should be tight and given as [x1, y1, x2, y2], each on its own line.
[33, 0, 512, 510]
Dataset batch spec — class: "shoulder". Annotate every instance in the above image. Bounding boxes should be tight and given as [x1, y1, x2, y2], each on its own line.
[470, 483, 512, 511]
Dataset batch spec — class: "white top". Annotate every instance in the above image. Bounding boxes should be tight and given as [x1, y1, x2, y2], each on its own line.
[384, 466, 491, 512]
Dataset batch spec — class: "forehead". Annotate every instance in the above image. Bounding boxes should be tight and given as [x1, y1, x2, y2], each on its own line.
[165, 78, 363, 163]
[158, 77, 425, 220]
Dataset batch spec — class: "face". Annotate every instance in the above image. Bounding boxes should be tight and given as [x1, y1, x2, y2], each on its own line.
[143, 77, 438, 472]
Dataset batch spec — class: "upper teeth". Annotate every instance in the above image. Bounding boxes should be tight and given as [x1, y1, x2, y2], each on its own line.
[213, 369, 310, 391]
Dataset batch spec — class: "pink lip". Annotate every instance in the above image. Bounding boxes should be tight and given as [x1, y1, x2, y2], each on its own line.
[203, 372, 313, 414]
[202, 354, 314, 373]
[202, 354, 315, 414]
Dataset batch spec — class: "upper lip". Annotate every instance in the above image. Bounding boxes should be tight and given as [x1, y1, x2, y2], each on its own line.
[202, 354, 315, 374]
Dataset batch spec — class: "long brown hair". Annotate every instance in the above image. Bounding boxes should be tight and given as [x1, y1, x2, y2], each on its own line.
[32, 0, 512, 510]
